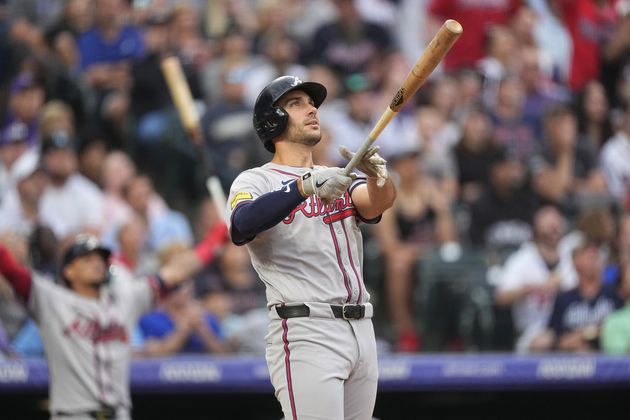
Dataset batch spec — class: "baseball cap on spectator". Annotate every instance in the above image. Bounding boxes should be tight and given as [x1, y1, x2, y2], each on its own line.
[40, 129, 76, 155]
[10, 72, 42, 94]
[0, 121, 28, 146]
[342, 73, 375, 95]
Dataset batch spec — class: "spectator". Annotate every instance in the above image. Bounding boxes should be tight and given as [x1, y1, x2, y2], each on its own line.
[38, 129, 105, 244]
[487, 73, 539, 162]
[244, 30, 309, 108]
[201, 62, 268, 192]
[544, 237, 623, 352]
[306, 0, 394, 78]
[600, 261, 630, 354]
[557, 0, 619, 91]
[454, 106, 496, 205]
[371, 148, 457, 352]
[574, 80, 614, 155]
[468, 146, 538, 255]
[0, 121, 34, 200]
[100, 150, 136, 233]
[109, 215, 157, 278]
[78, 0, 145, 148]
[4, 72, 45, 147]
[529, 103, 608, 215]
[519, 45, 571, 136]
[416, 105, 459, 201]
[0, 151, 47, 236]
[137, 244, 228, 357]
[600, 100, 630, 206]
[122, 174, 194, 252]
[495, 205, 569, 352]
[427, 0, 521, 72]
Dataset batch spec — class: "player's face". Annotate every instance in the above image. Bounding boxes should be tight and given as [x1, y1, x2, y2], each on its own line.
[278, 90, 321, 147]
[65, 252, 109, 288]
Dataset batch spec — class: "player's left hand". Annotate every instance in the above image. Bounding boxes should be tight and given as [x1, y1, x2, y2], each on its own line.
[339, 145, 388, 188]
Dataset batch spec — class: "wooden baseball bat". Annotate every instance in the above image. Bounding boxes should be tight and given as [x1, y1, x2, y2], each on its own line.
[342, 19, 463, 175]
[160, 56, 227, 219]
[160, 56, 200, 136]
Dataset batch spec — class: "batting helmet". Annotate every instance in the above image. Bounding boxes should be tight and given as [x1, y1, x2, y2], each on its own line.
[253, 75, 327, 153]
[60, 234, 111, 287]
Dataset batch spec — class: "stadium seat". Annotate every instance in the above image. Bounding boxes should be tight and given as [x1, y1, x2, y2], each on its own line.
[414, 246, 494, 352]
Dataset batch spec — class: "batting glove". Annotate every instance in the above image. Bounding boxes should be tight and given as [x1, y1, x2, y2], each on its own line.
[299, 167, 356, 205]
[339, 145, 388, 188]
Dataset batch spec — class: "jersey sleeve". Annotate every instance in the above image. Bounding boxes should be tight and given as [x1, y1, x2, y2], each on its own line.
[27, 275, 68, 324]
[112, 276, 154, 324]
[225, 170, 273, 236]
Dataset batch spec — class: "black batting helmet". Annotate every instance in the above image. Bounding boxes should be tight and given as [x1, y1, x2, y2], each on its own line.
[253, 75, 327, 153]
[60, 234, 111, 286]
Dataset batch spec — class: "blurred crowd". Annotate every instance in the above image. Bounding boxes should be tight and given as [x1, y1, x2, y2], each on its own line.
[1, 0, 630, 359]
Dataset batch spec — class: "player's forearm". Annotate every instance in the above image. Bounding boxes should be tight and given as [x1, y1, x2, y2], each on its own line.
[0, 245, 32, 302]
[231, 180, 306, 239]
[354, 178, 396, 220]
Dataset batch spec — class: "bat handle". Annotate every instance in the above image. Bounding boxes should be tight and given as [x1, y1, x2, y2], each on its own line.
[341, 135, 376, 176]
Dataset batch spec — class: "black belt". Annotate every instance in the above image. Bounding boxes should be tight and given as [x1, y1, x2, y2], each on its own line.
[276, 304, 366, 320]
[53, 405, 119, 419]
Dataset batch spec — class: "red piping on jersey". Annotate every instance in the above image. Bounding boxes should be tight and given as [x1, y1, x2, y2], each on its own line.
[322, 208, 356, 224]
[340, 220, 362, 303]
[270, 168, 300, 177]
[282, 319, 298, 420]
[327, 220, 352, 303]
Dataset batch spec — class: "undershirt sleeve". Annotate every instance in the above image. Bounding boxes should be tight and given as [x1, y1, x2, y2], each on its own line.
[230, 180, 306, 245]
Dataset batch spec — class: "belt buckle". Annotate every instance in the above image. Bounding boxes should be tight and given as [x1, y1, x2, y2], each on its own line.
[342, 304, 351, 320]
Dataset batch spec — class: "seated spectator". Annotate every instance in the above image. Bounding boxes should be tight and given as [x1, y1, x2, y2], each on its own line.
[454, 107, 497, 205]
[3, 72, 45, 147]
[0, 121, 35, 200]
[543, 237, 623, 352]
[529, 104, 608, 216]
[109, 215, 157, 278]
[600, 100, 630, 207]
[601, 261, 630, 354]
[416, 105, 459, 201]
[38, 130, 105, 244]
[137, 244, 228, 357]
[495, 205, 570, 352]
[371, 148, 457, 352]
[122, 174, 193, 252]
[100, 150, 135, 233]
[0, 151, 47, 236]
[487, 73, 539, 162]
[468, 146, 538, 255]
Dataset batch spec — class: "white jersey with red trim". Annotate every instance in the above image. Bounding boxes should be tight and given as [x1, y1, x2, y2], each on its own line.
[27, 271, 154, 416]
[225, 162, 373, 308]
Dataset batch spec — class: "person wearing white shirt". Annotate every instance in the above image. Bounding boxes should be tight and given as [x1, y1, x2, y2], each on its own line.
[495, 205, 574, 353]
[38, 130, 105, 242]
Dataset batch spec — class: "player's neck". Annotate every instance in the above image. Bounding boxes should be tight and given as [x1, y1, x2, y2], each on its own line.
[73, 283, 101, 299]
[272, 144, 314, 168]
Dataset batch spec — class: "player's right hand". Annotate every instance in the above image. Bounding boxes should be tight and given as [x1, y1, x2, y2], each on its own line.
[299, 167, 356, 205]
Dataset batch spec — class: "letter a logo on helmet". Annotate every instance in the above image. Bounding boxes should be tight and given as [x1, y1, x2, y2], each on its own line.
[253, 75, 327, 153]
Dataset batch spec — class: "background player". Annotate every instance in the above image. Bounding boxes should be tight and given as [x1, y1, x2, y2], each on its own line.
[0, 223, 227, 420]
[226, 75, 395, 420]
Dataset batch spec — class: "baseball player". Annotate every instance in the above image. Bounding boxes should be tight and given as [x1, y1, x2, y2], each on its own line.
[0, 223, 227, 420]
[226, 75, 396, 420]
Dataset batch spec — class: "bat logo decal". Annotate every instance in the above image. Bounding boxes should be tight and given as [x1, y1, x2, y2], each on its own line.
[389, 87, 405, 111]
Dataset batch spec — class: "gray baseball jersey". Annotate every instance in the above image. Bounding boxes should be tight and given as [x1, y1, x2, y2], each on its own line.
[226, 162, 372, 307]
[27, 271, 154, 419]
[226, 162, 379, 420]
